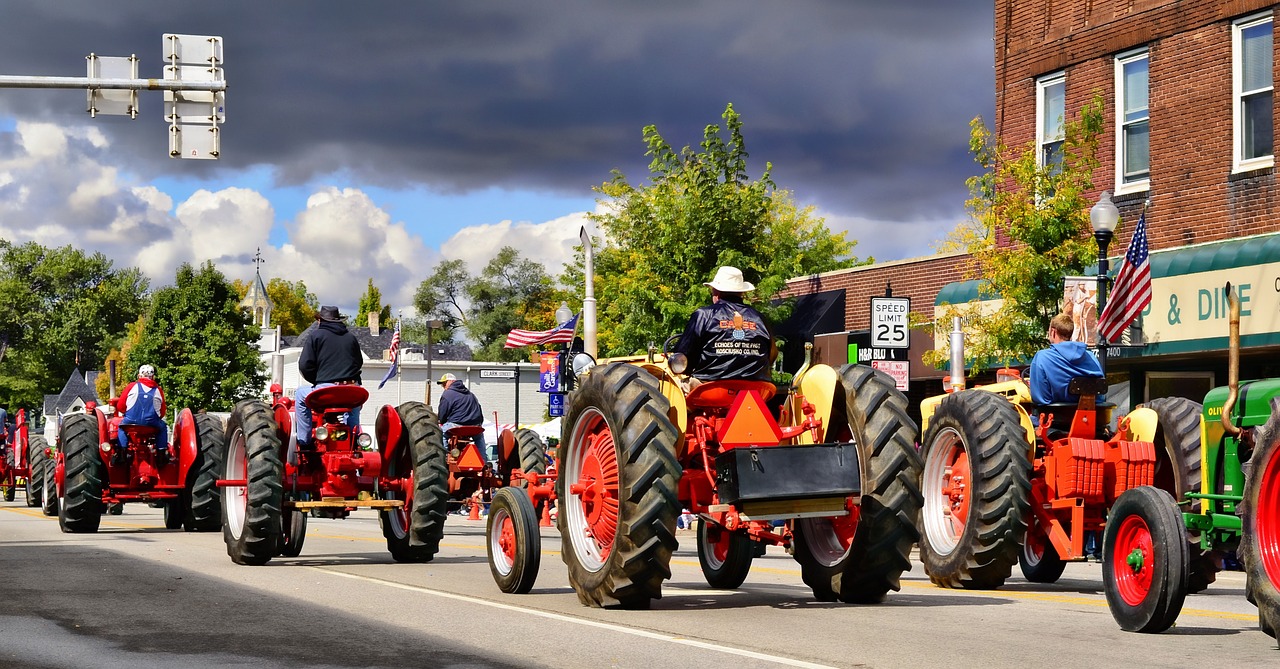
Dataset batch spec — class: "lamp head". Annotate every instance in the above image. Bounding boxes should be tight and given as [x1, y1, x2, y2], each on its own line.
[1090, 191, 1120, 234]
[555, 301, 573, 325]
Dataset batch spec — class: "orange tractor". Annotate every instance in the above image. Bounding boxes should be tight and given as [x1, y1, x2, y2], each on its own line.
[485, 344, 923, 608]
[443, 418, 550, 519]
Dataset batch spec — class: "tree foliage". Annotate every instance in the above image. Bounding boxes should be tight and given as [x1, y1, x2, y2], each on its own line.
[355, 278, 393, 328]
[0, 241, 148, 409]
[411, 259, 469, 344]
[572, 103, 862, 356]
[466, 247, 564, 361]
[926, 96, 1106, 369]
[231, 277, 319, 336]
[128, 262, 266, 412]
[96, 316, 147, 400]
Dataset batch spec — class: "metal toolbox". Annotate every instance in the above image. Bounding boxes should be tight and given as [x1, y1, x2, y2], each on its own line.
[714, 443, 861, 505]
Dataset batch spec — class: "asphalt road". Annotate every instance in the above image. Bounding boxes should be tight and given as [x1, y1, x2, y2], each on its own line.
[1, 498, 1276, 669]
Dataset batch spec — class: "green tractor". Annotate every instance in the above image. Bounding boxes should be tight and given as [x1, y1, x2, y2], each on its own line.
[1103, 282, 1279, 642]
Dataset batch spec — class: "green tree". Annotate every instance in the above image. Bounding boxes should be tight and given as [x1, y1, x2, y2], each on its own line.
[570, 103, 862, 355]
[96, 315, 147, 400]
[411, 259, 469, 343]
[925, 96, 1106, 370]
[355, 278, 393, 328]
[466, 247, 564, 361]
[128, 262, 266, 411]
[231, 277, 321, 336]
[0, 241, 148, 408]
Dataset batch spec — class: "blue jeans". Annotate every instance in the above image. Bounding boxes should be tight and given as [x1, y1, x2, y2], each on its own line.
[118, 415, 169, 451]
[295, 383, 362, 445]
[443, 422, 489, 461]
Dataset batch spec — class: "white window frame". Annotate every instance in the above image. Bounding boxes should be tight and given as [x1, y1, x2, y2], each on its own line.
[1036, 72, 1066, 170]
[1114, 49, 1150, 195]
[1233, 13, 1274, 173]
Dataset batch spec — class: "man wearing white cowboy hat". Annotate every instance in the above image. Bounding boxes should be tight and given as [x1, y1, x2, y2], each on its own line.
[295, 305, 364, 447]
[672, 266, 772, 385]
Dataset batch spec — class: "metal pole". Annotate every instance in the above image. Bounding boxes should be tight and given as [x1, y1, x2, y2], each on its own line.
[396, 311, 403, 406]
[513, 367, 520, 427]
[426, 324, 434, 406]
[1094, 230, 1113, 379]
[0, 75, 226, 91]
[580, 227, 597, 359]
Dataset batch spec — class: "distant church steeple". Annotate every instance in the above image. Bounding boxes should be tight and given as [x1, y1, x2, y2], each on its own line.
[239, 248, 273, 327]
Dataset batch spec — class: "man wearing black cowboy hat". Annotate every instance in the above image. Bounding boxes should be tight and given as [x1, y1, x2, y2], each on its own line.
[295, 305, 364, 446]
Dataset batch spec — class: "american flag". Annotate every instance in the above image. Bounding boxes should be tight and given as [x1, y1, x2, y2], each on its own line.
[377, 320, 401, 389]
[504, 313, 579, 348]
[1098, 213, 1152, 344]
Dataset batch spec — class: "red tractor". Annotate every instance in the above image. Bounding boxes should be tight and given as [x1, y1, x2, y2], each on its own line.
[54, 406, 223, 532]
[1, 409, 44, 505]
[443, 417, 550, 519]
[218, 385, 449, 565]
[486, 346, 923, 609]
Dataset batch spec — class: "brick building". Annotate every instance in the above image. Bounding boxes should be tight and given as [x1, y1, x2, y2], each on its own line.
[785, 1, 1280, 412]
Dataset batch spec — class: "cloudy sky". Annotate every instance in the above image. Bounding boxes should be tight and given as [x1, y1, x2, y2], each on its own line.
[0, 1, 994, 313]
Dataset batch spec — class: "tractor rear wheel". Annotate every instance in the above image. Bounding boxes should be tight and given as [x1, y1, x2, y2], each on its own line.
[280, 508, 307, 557]
[697, 520, 754, 589]
[487, 486, 541, 594]
[184, 413, 224, 532]
[1103, 486, 1189, 633]
[513, 428, 548, 482]
[1145, 397, 1215, 593]
[1019, 525, 1067, 583]
[919, 389, 1030, 589]
[221, 400, 283, 565]
[58, 413, 104, 533]
[793, 364, 923, 603]
[557, 363, 680, 609]
[25, 436, 48, 508]
[1241, 409, 1280, 639]
[379, 402, 449, 563]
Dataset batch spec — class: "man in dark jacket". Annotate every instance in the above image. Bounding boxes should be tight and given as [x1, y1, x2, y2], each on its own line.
[436, 373, 488, 460]
[673, 266, 772, 386]
[295, 305, 364, 446]
[1029, 312, 1104, 405]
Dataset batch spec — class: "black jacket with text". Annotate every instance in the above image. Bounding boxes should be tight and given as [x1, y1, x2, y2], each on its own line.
[674, 300, 771, 381]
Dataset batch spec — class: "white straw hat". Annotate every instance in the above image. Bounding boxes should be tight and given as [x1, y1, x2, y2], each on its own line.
[704, 266, 755, 293]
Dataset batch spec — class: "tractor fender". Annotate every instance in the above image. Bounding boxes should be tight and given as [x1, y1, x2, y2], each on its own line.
[636, 363, 687, 434]
[174, 408, 199, 484]
[1007, 401, 1036, 451]
[375, 404, 405, 467]
[1123, 406, 1160, 444]
[794, 364, 839, 444]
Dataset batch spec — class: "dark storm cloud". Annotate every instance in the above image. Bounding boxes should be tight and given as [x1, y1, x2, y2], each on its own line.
[0, 1, 993, 244]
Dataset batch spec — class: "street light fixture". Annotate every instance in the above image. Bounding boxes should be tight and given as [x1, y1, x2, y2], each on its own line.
[555, 301, 573, 326]
[425, 318, 444, 404]
[1090, 191, 1120, 376]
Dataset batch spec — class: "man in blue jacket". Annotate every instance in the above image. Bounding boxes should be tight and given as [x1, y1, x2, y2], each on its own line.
[1029, 312, 1104, 405]
[437, 373, 487, 460]
[295, 305, 364, 447]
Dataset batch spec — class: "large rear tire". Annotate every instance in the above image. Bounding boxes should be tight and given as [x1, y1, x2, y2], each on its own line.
[25, 436, 48, 508]
[792, 364, 923, 603]
[557, 363, 681, 609]
[697, 520, 754, 590]
[58, 413, 104, 533]
[184, 413, 224, 532]
[1241, 410, 1280, 640]
[1102, 486, 1189, 633]
[379, 402, 449, 563]
[488, 486, 541, 594]
[1143, 397, 1215, 593]
[918, 389, 1030, 589]
[221, 400, 283, 565]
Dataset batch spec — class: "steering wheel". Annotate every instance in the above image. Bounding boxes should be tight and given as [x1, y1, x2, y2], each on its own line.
[662, 334, 681, 356]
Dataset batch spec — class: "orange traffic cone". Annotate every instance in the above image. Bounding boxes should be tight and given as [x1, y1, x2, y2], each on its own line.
[539, 502, 552, 527]
[468, 495, 482, 521]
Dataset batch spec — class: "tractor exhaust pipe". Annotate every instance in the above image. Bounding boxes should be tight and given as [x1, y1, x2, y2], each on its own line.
[949, 316, 966, 392]
[271, 353, 285, 387]
[1221, 282, 1242, 437]
[108, 358, 117, 398]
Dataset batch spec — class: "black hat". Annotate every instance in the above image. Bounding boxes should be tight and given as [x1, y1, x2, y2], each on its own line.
[317, 305, 345, 322]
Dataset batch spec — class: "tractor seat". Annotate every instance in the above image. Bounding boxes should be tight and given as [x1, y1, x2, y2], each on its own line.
[305, 384, 370, 413]
[686, 379, 777, 409]
[446, 425, 485, 438]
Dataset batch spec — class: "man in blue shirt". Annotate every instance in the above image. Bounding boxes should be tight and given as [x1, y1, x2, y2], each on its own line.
[1029, 312, 1103, 405]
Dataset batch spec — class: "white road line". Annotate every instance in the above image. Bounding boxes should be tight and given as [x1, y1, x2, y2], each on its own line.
[314, 567, 838, 669]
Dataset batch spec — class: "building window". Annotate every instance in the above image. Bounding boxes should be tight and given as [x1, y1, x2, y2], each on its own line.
[1234, 13, 1274, 171]
[1115, 50, 1149, 192]
[1037, 73, 1066, 171]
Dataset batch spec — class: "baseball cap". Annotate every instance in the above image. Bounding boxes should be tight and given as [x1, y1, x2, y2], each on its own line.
[437, 373, 457, 386]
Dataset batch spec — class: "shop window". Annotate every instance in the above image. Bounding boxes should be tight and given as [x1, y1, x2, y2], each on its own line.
[1115, 50, 1149, 193]
[1144, 371, 1215, 405]
[1234, 13, 1274, 172]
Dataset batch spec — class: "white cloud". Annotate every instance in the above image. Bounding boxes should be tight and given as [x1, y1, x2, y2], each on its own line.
[816, 209, 961, 262]
[439, 209, 596, 274]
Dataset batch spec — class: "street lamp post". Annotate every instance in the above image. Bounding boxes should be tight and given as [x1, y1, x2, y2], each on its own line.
[425, 319, 444, 404]
[1090, 191, 1120, 377]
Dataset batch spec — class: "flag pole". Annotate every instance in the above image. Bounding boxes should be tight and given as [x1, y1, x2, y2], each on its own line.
[396, 310, 403, 406]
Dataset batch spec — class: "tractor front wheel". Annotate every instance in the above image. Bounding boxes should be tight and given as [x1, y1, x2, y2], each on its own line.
[1144, 397, 1216, 593]
[1241, 409, 1280, 639]
[58, 413, 104, 533]
[793, 365, 923, 603]
[697, 520, 754, 590]
[184, 413, 224, 532]
[25, 436, 48, 508]
[918, 389, 1030, 589]
[221, 400, 283, 565]
[41, 453, 57, 516]
[557, 363, 681, 609]
[379, 402, 449, 563]
[1019, 525, 1067, 584]
[163, 497, 186, 529]
[1102, 486, 1189, 633]
[487, 486, 541, 594]
[280, 507, 307, 557]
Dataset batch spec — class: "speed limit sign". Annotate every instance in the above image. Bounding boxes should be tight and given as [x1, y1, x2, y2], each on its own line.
[870, 297, 911, 349]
